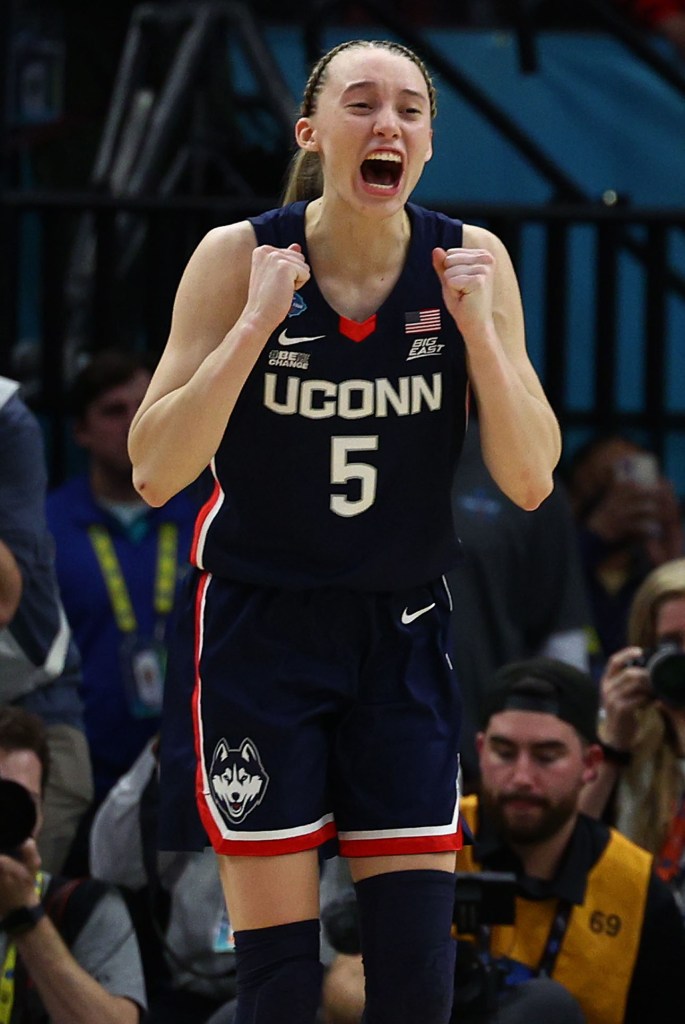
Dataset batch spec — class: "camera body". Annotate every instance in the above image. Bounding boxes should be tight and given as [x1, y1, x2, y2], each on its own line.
[628, 642, 685, 708]
[452, 872, 517, 1021]
[0, 778, 37, 854]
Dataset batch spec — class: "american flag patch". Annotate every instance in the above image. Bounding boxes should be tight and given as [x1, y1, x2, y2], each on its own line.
[404, 308, 441, 334]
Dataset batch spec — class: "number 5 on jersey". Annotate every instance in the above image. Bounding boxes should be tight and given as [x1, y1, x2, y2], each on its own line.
[330, 436, 379, 517]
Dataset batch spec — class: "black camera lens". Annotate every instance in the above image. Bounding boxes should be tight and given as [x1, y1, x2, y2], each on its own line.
[648, 644, 685, 709]
[0, 778, 37, 853]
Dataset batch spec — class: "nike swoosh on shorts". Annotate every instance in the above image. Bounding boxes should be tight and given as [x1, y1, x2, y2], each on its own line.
[278, 329, 326, 346]
[401, 602, 436, 625]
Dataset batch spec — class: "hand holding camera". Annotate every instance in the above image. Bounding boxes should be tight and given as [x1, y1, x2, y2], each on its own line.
[600, 647, 654, 753]
[0, 839, 41, 917]
[601, 642, 685, 751]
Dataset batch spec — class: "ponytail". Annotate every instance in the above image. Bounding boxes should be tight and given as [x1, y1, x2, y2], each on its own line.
[281, 149, 324, 206]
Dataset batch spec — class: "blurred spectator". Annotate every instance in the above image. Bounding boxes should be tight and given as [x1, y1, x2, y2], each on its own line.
[0, 704, 146, 1024]
[565, 433, 683, 675]
[0, 375, 93, 875]
[449, 418, 591, 787]
[580, 557, 685, 920]
[616, 0, 685, 60]
[90, 734, 237, 1024]
[45, 350, 196, 851]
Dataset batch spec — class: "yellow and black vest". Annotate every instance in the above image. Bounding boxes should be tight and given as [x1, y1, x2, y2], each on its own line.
[456, 794, 653, 1024]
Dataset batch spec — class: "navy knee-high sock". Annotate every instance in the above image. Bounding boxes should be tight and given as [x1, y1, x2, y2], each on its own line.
[232, 918, 323, 1024]
[355, 869, 457, 1024]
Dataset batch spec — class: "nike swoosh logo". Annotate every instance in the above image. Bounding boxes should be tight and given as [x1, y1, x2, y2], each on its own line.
[278, 329, 325, 346]
[401, 602, 436, 625]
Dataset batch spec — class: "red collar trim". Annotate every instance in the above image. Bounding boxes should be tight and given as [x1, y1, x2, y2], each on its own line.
[339, 314, 377, 342]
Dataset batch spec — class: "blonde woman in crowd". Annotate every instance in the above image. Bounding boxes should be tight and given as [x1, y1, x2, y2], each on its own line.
[581, 557, 685, 915]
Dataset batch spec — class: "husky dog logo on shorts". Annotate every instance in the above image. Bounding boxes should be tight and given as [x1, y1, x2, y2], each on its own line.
[209, 737, 269, 824]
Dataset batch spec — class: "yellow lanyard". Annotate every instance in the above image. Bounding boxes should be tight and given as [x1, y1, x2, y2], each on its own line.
[0, 873, 44, 1024]
[87, 523, 179, 634]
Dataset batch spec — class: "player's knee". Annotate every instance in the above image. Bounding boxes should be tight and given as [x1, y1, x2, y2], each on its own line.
[256, 958, 323, 1021]
[355, 870, 456, 1024]
[234, 918, 322, 1024]
[365, 943, 455, 1023]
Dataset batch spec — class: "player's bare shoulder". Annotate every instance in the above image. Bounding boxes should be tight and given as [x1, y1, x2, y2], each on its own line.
[172, 219, 256, 326]
[462, 222, 518, 287]
[462, 222, 506, 260]
[188, 220, 256, 289]
[202, 219, 258, 257]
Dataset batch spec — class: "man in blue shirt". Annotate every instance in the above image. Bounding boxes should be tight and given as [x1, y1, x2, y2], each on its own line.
[47, 351, 197, 823]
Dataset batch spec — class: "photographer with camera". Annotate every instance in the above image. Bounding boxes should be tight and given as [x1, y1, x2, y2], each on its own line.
[0, 705, 147, 1023]
[580, 557, 685, 919]
[456, 656, 685, 1024]
[321, 657, 685, 1024]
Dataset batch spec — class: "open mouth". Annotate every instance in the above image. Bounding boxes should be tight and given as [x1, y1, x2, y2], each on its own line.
[360, 152, 403, 190]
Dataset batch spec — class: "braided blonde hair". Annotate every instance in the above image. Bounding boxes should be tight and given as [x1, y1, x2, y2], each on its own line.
[281, 39, 437, 205]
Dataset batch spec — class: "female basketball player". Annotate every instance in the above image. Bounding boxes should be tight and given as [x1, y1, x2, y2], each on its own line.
[128, 39, 561, 1024]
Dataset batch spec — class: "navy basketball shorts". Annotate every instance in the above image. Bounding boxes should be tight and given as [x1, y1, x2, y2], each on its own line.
[190, 573, 463, 858]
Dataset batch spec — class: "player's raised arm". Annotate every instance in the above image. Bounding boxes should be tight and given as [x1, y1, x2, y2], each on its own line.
[128, 225, 310, 507]
[433, 225, 561, 510]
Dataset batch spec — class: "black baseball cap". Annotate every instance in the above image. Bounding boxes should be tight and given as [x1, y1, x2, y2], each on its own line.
[479, 657, 599, 744]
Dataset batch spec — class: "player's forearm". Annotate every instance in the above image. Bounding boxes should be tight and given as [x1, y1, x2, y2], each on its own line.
[129, 318, 268, 507]
[0, 538, 22, 626]
[478, 413, 558, 511]
[467, 331, 561, 509]
[15, 919, 140, 1024]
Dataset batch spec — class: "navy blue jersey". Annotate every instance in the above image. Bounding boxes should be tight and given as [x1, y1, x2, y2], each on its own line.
[191, 201, 468, 591]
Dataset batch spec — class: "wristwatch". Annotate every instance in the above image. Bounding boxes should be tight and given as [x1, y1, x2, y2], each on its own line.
[0, 904, 45, 936]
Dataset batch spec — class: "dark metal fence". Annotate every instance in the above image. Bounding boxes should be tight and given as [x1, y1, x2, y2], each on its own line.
[2, 190, 684, 487]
